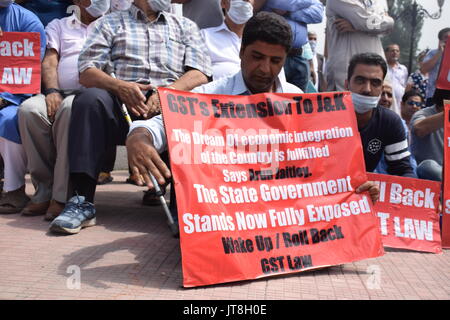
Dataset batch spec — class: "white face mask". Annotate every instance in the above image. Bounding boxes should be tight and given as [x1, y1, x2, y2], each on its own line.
[86, 0, 110, 17]
[0, 0, 13, 7]
[228, 0, 253, 25]
[147, 0, 170, 12]
[111, 0, 132, 11]
[309, 40, 317, 54]
[351, 92, 380, 114]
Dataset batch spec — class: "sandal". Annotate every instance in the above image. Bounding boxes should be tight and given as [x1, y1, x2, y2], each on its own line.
[97, 172, 113, 185]
[0, 186, 30, 214]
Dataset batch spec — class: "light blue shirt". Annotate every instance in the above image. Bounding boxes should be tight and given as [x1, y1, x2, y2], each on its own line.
[129, 71, 303, 152]
[263, 0, 324, 48]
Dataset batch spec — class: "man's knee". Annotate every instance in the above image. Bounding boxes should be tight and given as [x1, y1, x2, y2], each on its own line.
[417, 159, 442, 181]
[18, 94, 47, 122]
[54, 95, 75, 122]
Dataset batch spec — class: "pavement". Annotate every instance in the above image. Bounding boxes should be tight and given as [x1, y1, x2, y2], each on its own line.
[0, 170, 449, 300]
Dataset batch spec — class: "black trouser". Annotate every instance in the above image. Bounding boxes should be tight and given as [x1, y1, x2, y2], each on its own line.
[69, 88, 132, 202]
[69, 88, 178, 221]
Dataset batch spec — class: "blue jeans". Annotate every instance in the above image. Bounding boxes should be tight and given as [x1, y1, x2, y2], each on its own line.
[284, 53, 310, 92]
[416, 159, 442, 181]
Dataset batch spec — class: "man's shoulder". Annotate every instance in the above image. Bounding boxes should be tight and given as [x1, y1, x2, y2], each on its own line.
[10, 3, 43, 25]
[411, 106, 437, 121]
[376, 106, 404, 126]
[192, 74, 237, 94]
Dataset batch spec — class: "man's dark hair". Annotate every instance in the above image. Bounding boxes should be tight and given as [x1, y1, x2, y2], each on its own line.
[347, 52, 388, 80]
[401, 89, 423, 103]
[242, 12, 292, 52]
[385, 43, 399, 52]
[438, 27, 450, 40]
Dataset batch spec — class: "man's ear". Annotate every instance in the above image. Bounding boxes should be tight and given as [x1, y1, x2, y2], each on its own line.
[239, 46, 245, 60]
[344, 79, 349, 91]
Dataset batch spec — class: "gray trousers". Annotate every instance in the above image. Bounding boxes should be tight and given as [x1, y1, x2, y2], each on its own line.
[18, 94, 74, 203]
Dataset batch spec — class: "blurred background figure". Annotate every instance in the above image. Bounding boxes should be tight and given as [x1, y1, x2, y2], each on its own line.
[325, 0, 393, 91]
[405, 49, 429, 103]
[261, 0, 324, 92]
[201, 0, 254, 80]
[308, 30, 327, 92]
[385, 43, 408, 116]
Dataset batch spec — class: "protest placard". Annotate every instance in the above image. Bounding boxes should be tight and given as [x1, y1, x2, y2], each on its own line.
[443, 101, 450, 248]
[367, 173, 442, 253]
[0, 32, 41, 94]
[436, 35, 450, 91]
[159, 89, 384, 287]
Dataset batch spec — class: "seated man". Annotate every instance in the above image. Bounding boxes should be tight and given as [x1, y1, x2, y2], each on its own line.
[410, 88, 449, 182]
[126, 12, 380, 229]
[0, 1, 46, 214]
[49, 0, 212, 235]
[18, 0, 109, 219]
[345, 53, 416, 178]
[400, 89, 423, 126]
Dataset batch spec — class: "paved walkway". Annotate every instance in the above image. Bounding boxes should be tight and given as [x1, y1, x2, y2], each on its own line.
[0, 171, 449, 300]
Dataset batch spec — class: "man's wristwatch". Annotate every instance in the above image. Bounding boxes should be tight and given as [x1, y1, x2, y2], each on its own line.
[44, 88, 61, 96]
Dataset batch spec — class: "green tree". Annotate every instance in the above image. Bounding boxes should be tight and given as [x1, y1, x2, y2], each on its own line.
[382, 0, 425, 72]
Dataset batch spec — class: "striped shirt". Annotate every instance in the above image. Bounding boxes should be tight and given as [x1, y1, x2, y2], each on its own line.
[78, 4, 212, 86]
[360, 106, 415, 177]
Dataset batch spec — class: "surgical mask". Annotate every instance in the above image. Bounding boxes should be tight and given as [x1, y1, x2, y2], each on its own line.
[0, 0, 13, 7]
[309, 40, 317, 54]
[228, 0, 253, 25]
[351, 92, 380, 114]
[111, 0, 132, 11]
[86, 0, 110, 17]
[147, 0, 170, 12]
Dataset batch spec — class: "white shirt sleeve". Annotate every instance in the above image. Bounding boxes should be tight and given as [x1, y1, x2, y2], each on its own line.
[128, 116, 167, 153]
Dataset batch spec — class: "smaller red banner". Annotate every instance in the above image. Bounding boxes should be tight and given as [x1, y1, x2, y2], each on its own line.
[436, 35, 450, 91]
[0, 32, 41, 94]
[442, 103, 450, 248]
[367, 173, 442, 253]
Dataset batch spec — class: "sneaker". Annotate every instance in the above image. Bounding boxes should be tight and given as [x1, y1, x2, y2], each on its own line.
[0, 185, 30, 214]
[49, 196, 96, 235]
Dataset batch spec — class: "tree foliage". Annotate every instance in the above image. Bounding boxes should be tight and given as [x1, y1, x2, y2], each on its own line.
[382, 0, 425, 72]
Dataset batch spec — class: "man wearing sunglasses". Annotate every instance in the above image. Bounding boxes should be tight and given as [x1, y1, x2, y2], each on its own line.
[400, 90, 423, 126]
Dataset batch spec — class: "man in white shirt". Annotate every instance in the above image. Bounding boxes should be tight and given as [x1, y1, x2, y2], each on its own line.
[126, 12, 379, 224]
[201, 0, 254, 80]
[17, 0, 109, 219]
[385, 44, 408, 116]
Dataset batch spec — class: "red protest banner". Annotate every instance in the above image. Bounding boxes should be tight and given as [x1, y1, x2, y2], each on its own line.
[159, 88, 384, 287]
[0, 32, 41, 94]
[443, 102, 450, 248]
[367, 173, 442, 253]
[436, 35, 450, 91]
